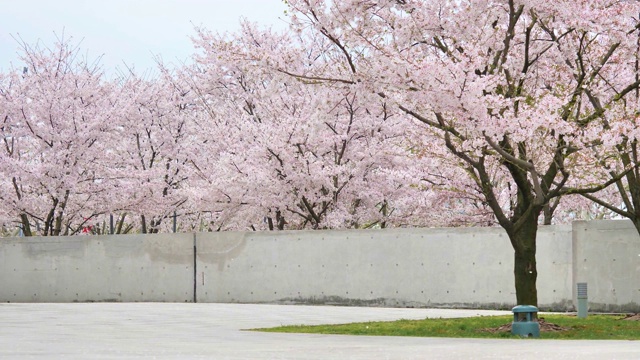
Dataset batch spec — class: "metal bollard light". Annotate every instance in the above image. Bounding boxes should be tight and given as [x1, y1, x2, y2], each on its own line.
[577, 283, 588, 319]
[511, 305, 540, 338]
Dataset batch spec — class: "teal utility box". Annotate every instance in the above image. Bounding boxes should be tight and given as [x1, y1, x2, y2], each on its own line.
[511, 305, 540, 338]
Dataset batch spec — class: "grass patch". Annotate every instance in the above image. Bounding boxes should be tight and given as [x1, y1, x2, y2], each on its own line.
[253, 314, 640, 340]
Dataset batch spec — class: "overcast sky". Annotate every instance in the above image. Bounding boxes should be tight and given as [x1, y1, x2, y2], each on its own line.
[0, 0, 288, 76]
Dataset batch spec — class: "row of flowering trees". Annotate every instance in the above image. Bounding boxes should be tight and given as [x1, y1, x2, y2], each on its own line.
[1, 0, 638, 306]
[0, 32, 478, 236]
[2, 2, 639, 238]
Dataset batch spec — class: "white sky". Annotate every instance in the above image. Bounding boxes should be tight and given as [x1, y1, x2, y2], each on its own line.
[0, 0, 288, 76]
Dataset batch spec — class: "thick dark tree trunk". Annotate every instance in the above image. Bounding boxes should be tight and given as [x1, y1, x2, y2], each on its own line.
[514, 246, 537, 306]
[509, 215, 538, 306]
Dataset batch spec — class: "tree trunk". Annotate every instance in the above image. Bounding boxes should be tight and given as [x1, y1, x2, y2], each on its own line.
[20, 214, 32, 236]
[141, 215, 147, 234]
[631, 217, 640, 239]
[276, 210, 286, 230]
[150, 218, 160, 233]
[542, 204, 552, 225]
[510, 217, 538, 306]
[514, 246, 537, 306]
[116, 213, 127, 234]
[53, 190, 70, 236]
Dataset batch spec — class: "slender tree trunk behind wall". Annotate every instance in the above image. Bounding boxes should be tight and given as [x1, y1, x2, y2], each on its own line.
[141, 215, 147, 234]
[632, 218, 640, 240]
[20, 214, 32, 236]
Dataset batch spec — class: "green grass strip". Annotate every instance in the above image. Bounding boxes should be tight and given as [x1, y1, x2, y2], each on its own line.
[253, 315, 640, 340]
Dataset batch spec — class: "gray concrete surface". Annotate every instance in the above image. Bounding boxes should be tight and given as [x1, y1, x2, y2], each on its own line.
[0, 234, 194, 302]
[2, 225, 575, 310]
[2, 220, 639, 311]
[0, 303, 637, 359]
[573, 220, 640, 312]
[197, 226, 573, 310]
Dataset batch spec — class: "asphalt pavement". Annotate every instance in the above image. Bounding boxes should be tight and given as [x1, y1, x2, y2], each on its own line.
[0, 303, 637, 359]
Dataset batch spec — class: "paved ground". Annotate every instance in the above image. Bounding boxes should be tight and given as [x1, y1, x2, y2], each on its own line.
[0, 303, 637, 359]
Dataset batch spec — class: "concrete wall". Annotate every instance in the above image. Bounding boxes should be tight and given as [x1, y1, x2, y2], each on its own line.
[196, 225, 573, 310]
[0, 221, 637, 312]
[573, 220, 640, 312]
[0, 234, 194, 302]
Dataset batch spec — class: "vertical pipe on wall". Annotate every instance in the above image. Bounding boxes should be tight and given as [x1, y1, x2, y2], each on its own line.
[193, 232, 197, 303]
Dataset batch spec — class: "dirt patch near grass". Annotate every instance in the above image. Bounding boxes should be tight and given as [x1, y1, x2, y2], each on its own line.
[621, 313, 640, 321]
[481, 318, 570, 333]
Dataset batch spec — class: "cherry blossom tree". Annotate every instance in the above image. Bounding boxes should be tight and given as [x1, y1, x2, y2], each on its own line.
[280, 0, 640, 305]
[0, 28, 498, 235]
[186, 24, 424, 230]
[111, 69, 200, 233]
[566, 16, 640, 234]
[0, 37, 122, 236]
[187, 20, 508, 231]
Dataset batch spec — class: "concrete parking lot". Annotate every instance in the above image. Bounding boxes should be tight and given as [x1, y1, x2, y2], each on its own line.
[0, 303, 637, 359]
